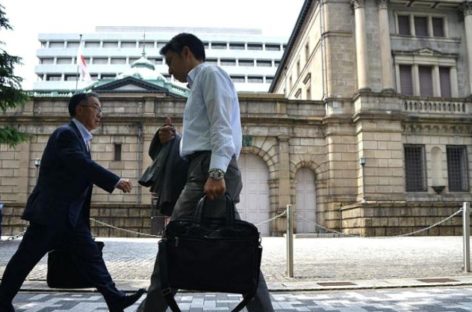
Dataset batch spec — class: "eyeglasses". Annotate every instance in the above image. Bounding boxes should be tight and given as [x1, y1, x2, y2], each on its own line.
[80, 104, 102, 114]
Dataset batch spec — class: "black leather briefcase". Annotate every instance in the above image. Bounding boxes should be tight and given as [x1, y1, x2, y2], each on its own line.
[46, 241, 104, 288]
[159, 194, 262, 312]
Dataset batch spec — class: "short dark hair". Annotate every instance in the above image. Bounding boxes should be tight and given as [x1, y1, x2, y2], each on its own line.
[160, 33, 206, 61]
[68, 92, 99, 117]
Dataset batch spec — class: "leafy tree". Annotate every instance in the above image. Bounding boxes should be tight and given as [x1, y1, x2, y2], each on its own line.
[0, 4, 28, 147]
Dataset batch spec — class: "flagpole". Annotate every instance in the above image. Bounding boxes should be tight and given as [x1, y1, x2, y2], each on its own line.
[75, 34, 82, 92]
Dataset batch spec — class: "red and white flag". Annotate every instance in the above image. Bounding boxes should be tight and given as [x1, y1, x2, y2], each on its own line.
[77, 41, 91, 81]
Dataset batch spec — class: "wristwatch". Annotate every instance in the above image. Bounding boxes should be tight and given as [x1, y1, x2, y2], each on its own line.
[208, 168, 225, 180]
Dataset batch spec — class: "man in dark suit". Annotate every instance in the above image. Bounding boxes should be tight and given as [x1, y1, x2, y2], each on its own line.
[0, 92, 144, 312]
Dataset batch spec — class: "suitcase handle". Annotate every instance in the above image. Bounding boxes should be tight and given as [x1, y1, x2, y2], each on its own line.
[193, 193, 235, 225]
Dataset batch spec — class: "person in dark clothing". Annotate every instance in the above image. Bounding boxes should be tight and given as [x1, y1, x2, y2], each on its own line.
[0, 92, 144, 312]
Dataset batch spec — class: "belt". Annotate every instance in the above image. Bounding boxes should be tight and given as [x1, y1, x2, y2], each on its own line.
[186, 151, 210, 161]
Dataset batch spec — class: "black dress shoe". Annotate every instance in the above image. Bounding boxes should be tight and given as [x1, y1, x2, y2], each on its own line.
[109, 288, 146, 312]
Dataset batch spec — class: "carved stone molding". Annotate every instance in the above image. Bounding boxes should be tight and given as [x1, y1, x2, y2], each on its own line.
[460, 1, 472, 17]
[351, 0, 365, 10]
[376, 0, 389, 10]
[403, 123, 472, 135]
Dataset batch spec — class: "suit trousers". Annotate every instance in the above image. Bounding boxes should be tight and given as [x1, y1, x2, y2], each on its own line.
[137, 152, 274, 312]
[0, 219, 124, 311]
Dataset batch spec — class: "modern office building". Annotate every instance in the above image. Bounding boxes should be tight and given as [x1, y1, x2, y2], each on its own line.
[33, 26, 287, 92]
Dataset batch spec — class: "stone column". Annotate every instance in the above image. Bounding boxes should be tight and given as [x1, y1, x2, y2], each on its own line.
[352, 0, 369, 90]
[462, 2, 472, 95]
[433, 66, 441, 97]
[451, 66, 459, 97]
[377, 0, 394, 90]
[277, 136, 291, 210]
[412, 64, 420, 96]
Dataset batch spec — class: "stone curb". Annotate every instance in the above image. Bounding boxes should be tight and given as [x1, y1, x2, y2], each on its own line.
[16, 275, 472, 293]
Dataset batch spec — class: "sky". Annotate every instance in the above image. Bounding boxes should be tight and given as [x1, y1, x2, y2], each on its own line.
[1, 0, 304, 89]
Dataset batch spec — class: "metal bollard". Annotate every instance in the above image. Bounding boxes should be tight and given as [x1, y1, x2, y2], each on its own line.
[463, 202, 470, 273]
[286, 204, 294, 277]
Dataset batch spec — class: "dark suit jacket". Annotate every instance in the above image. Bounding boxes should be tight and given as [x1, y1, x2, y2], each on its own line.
[22, 121, 120, 229]
[148, 132, 188, 216]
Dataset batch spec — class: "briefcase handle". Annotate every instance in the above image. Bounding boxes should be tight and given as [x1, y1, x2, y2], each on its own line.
[194, 193, 236, 225]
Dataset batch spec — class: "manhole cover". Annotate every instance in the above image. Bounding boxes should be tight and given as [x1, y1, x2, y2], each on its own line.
[317, 282, 356, 286]
[417, 278, 458, 283]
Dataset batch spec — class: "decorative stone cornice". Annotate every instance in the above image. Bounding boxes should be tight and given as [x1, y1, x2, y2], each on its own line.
[402, 123, 472, 135]
[376, 0, 389, 10]
[351, 0, 366, 10]
[460, 1, 472, 16]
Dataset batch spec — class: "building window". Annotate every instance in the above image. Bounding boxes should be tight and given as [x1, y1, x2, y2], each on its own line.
[139, 42, 155, 49]
[256, 60, 272, 67]
[65, 74, 78, 81]
[418, 65, 433, 97]
[248, 76, 263, 83]
[114, 144, 122, 161]
[295, 88, 302, 98]
[230, 75, 245, 83]
[274, 60, 280, 67]
[229, 43, 245, 50]
[399, 65, 413, 96]
[152, 57, 163, 64]
[85, 41, 100, 48]
[306, 86, 311, 100]
[121, 41, 136, 48]
[206, 58, 218, 65]
[220, 59, 236, 66]
[67, 41, 80, 48]
[49, 41, 64, 48]
[398, 15, 411, 35]
[305, 42, 310, 62]
[432, 17, 445, 37]
[239, 59, 254, 66]
[247, 43, 263, 50]
[397, 14, 446, 37]
[46, 74, 61, 81]
[296, 60, 301, 76]
[439, 67, 451, 97]
[404, 144, 427, 192]
[103, 41, 119, 48]
[93, 58, 108, 65]
[202, 41, 210, 48]
[211, 42, 227, 49]
[101, 74, 116, 79]
[414, 16, 428, 36]
[447, 146, 469, 192]
[265, 76, 274, 84]
[265, 44, 281, 51]
[129, 57, 139, 63]
[40, 58, 54, 64]
[111, 58, 127, 64]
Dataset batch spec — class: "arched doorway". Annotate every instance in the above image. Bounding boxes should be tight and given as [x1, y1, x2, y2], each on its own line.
[295, 168, 316, 233]
[238, 154, 270, 236]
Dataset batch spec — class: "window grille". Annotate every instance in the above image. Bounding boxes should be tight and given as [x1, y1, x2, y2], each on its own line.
[419, 65, 433, 96]
[439, 67, 451, 97]
[398, 15, 410, 35]
[414, 16, 428, 36]
[447, 146, 469, 192]
[399, 65, 413, 95]
[404, 145, 427, 191]
[432, 17, 445, 37]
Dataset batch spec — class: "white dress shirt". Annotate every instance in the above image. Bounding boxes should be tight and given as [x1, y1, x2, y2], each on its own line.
[180, 63, 242, 172]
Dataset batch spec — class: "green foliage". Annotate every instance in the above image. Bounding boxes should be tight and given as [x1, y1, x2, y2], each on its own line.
[0, 4, 29, 146]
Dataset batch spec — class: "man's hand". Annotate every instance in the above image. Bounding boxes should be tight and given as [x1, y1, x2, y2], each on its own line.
[204, 178, 226, 200]
[116, 179, 132, 193]
[158, 117, 176, 144]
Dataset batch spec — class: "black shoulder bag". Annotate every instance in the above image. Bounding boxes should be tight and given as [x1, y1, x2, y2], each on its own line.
[159, 194, 262, 312]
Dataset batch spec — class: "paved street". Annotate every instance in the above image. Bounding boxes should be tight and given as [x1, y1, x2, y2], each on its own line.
[2, 236, 472, 310]
[10, 286, 472, 311]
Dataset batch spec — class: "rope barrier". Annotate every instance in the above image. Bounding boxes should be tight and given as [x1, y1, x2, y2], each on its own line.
[298, 208, 463, 238]
[90, 218, 160, 238]
[255, 210, 287, 226]
[395, 208, 463, 237]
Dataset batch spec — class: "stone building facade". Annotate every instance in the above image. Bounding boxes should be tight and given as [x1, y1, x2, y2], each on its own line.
[1, 0, 472, 237]
[269, 0, 472, 235]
